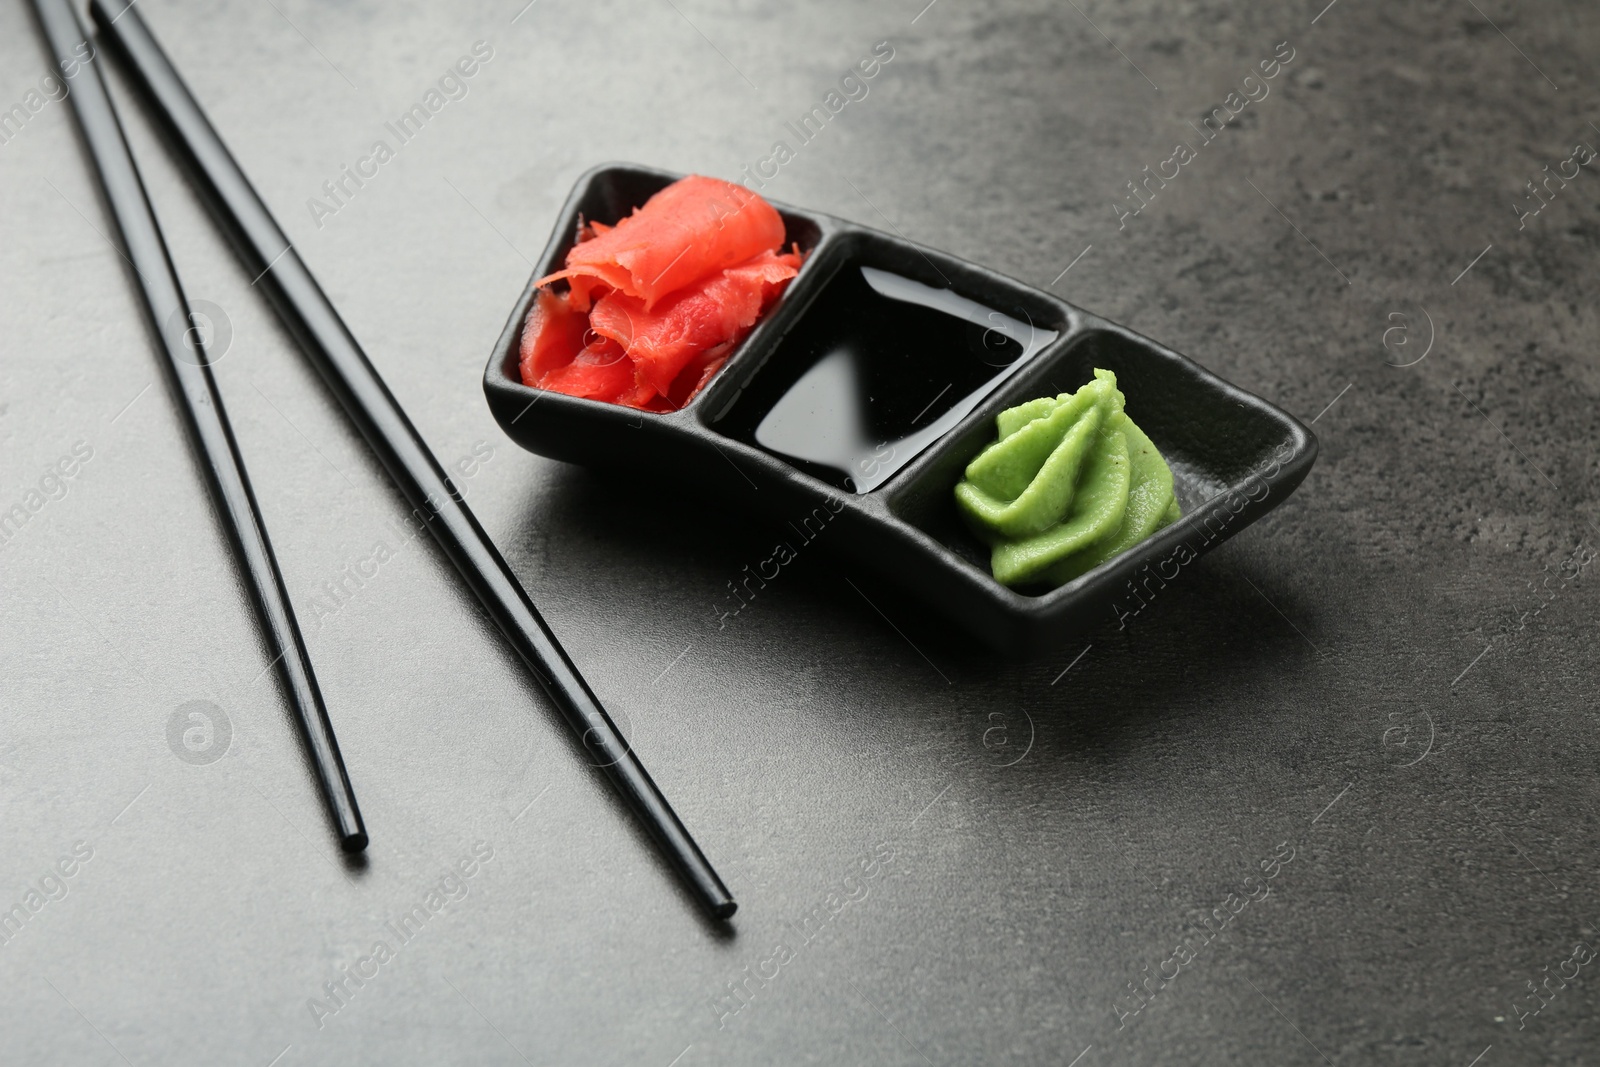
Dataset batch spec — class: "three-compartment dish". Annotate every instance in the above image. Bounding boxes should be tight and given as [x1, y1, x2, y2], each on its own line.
[485, 164, 1317, 657]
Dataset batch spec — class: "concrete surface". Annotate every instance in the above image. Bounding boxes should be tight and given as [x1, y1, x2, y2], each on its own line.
[1, 0, 1596, 1063]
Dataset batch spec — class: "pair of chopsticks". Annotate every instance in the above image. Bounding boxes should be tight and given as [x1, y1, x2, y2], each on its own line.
[40, 0, 735, 919]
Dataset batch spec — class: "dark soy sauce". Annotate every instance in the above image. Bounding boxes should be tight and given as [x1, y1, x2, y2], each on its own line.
[743, 266, 1057, 492]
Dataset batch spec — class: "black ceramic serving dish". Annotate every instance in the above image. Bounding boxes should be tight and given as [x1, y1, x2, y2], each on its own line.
[484, 163, 1317, 658]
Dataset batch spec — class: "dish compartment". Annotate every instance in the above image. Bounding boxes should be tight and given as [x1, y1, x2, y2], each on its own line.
[885, 325, 1308, 586]
[481, 162, 829, 471]
[704, 228, 1070, 494]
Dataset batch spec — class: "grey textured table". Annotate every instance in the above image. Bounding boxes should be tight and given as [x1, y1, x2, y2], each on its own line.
[2, 0, 1597, 1063]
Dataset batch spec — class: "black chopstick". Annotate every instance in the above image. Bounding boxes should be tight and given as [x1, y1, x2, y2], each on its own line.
[90, 0, 736, 920]
[32, 0, 367, 852]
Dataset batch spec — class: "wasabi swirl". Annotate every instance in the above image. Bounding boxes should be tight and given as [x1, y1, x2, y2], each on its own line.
[955, 369, 1180, 588]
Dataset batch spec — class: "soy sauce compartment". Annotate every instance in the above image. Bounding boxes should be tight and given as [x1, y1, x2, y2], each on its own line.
[887, 327, 1297, 591]
[710, 232, 1066, 493]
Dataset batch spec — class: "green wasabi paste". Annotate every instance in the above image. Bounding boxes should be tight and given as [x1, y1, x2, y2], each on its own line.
[954, 368, 1181, 588]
